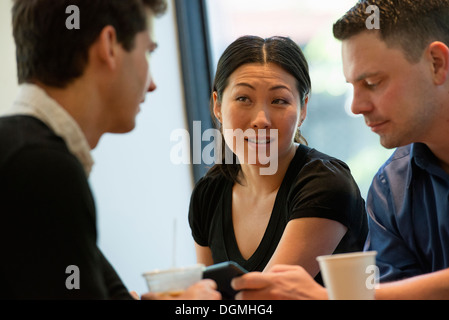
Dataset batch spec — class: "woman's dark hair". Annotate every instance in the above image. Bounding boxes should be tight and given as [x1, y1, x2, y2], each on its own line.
[207, 35, 311, 183]
[12, 0, 167, 88]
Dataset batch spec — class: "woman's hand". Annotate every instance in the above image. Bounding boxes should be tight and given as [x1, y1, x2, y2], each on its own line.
[232, 264, 328, 300]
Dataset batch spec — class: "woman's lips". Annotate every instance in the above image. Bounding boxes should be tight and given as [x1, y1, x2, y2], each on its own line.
[246, 137, 272, 144]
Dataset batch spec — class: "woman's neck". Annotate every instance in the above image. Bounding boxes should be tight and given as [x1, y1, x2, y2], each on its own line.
[238, 144, 298, 196]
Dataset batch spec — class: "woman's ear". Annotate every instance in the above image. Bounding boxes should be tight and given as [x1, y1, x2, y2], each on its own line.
[299, 95, 309, 126]
[213, 91, 222, 123]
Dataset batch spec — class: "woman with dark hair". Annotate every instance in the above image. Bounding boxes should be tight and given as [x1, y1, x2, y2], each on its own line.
[188, 36, 368, 284]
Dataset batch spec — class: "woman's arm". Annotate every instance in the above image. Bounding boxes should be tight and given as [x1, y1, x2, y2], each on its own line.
[195, 242, 215, 266]
[263, 217, 347, 276]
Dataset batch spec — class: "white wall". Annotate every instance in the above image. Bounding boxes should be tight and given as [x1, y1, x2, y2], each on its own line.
[0, 0, 19, 112]
[0, 0, 195, 295]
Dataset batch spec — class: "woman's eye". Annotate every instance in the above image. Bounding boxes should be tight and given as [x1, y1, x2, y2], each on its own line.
[272, 98, 289, 105]
[236, 96, 249, 103]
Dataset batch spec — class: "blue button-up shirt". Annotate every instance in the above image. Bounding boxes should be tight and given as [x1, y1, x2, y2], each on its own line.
[365, 143, 449, 282]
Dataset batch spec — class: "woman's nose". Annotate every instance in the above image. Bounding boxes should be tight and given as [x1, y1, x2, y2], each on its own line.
[251, 105, 271, 129]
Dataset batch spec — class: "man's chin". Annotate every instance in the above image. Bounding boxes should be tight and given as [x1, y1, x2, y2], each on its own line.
[109, 121, 137, 134]
[379, 135, 409, 150]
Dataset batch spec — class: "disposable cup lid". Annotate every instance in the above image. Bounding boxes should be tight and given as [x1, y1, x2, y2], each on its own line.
[316, 251, 377, 262]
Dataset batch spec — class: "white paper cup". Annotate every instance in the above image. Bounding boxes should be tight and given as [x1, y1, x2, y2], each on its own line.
[142, 264, 205, 297]
[317, 251, 377, 300]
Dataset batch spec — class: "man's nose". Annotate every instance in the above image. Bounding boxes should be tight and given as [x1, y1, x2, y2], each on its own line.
[351, 89, 373, 115]
[147, 78, 157, 92]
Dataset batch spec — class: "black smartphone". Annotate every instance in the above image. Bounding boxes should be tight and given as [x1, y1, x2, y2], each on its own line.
[203, 261, 248, 300]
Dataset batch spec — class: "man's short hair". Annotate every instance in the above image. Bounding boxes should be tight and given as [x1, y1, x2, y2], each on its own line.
[12, 0, 167, 88]
[333, 0, 449, 62]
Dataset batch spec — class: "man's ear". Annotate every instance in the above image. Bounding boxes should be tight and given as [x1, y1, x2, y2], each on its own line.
[91, 25, 120, 71]
[428, 41, 449, 85]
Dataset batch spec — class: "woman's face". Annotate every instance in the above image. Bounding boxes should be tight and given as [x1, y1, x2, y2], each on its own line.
[213, 63, 307, 172]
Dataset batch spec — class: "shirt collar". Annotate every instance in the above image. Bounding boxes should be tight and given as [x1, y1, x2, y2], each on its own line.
[410, 143, 448, 181]
[4, 83, 94, 177]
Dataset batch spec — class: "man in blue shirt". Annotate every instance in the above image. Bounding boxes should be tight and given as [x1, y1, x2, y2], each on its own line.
[335, 0, 449, 290]
[232, 0, 449, 299]
[365, 144, 449, 282]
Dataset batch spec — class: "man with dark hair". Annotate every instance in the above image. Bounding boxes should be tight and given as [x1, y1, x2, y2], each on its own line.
[333, 0, 449, 284]
[231, 0, 449, 299]
[0, 0, 220, 300]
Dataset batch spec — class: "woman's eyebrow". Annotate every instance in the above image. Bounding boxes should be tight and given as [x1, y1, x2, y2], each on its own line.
[235, 82, 256, 90]
[269, 85, 292, 92]
[234, 83, 292, 92]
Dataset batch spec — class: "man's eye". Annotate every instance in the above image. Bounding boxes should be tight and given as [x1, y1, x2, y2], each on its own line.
[145, 51, 152, 62]
[365, 80, 380, 88]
